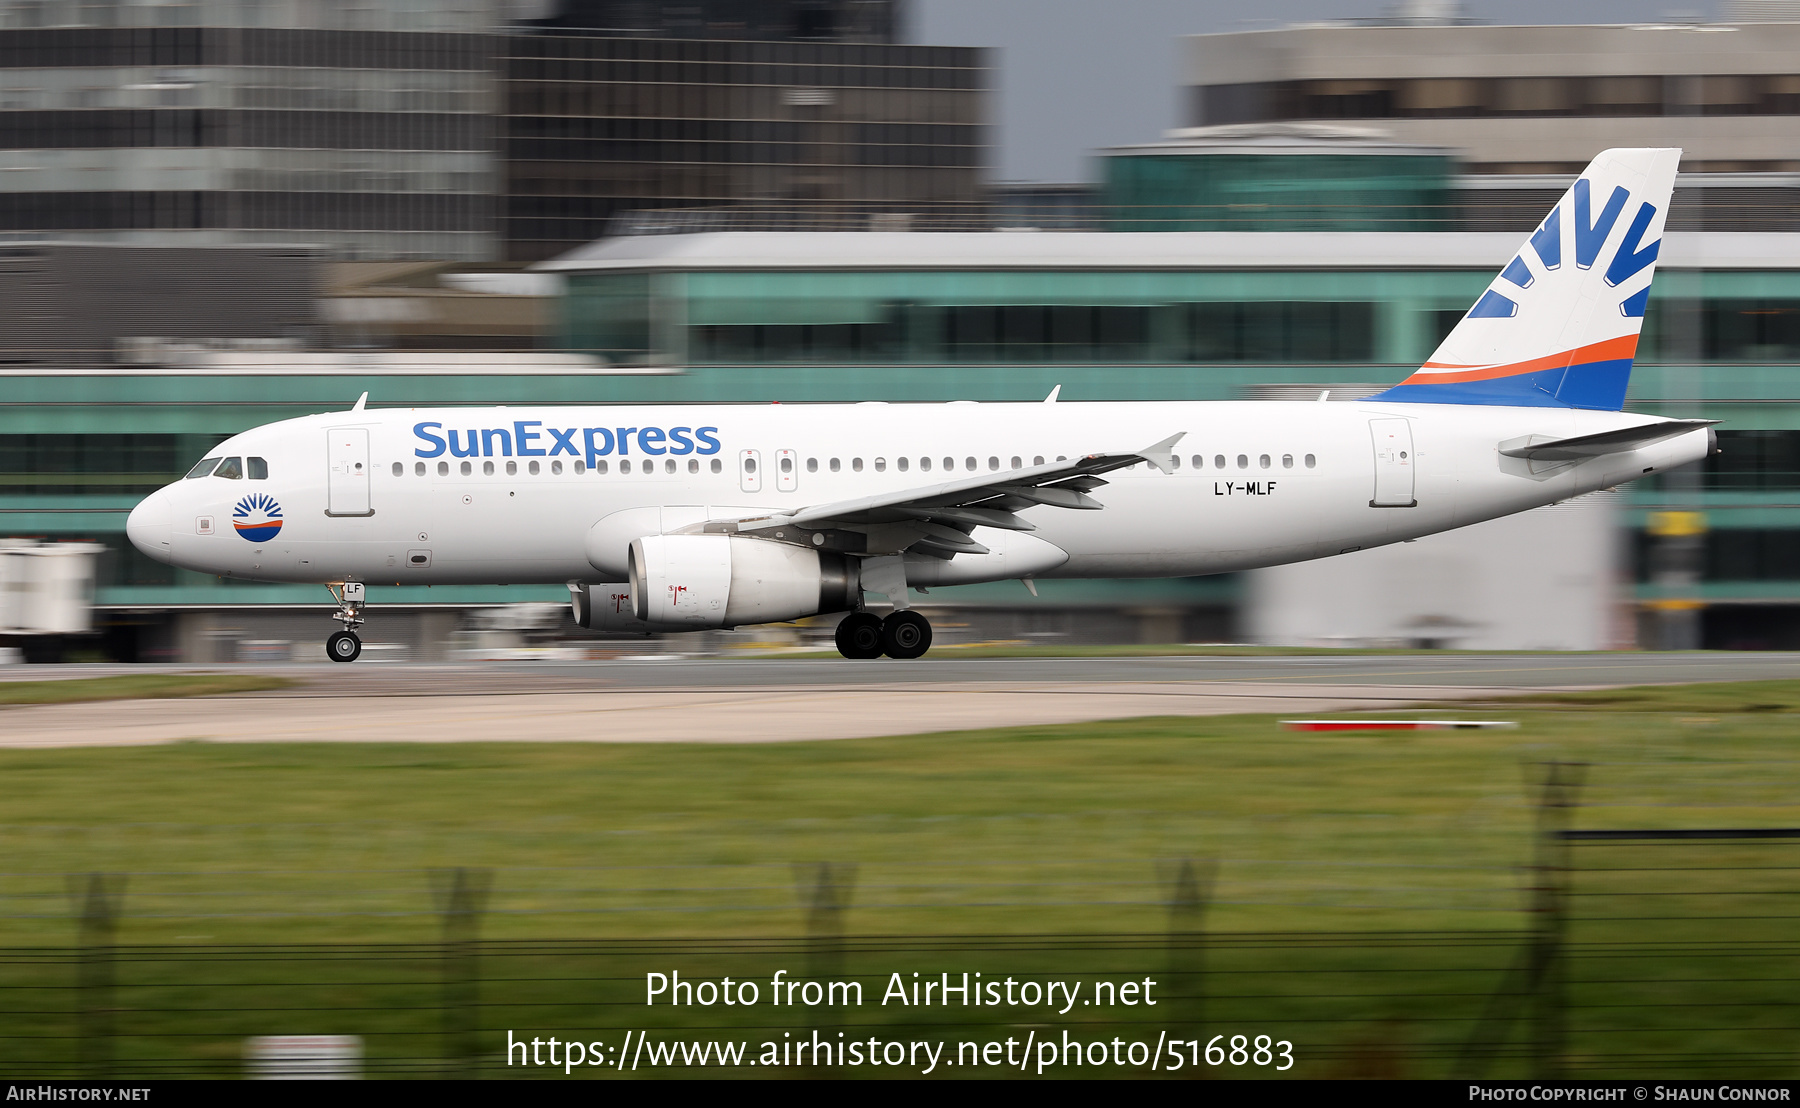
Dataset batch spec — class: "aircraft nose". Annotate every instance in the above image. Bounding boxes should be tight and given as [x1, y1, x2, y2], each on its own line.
[126, 490, 173, 565]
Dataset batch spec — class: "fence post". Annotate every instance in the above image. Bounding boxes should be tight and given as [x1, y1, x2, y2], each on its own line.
[67, 873, 124, 1079]
[1531, 761, 1585, 1080]
[430, 867, 492, 1078]
[794, 862, 855, 1074]
[1163, 857, 1214, 1053]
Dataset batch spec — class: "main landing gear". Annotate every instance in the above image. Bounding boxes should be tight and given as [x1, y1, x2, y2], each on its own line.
[834, 610, 933, 660]
[325, 582, 365, 663]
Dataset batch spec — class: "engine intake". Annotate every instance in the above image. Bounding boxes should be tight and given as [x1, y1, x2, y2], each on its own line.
[627, 534, 857, 629]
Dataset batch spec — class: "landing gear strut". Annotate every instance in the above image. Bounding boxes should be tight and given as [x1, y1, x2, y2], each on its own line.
[833, 609, 932, 659]
[326, 582, 365, 663]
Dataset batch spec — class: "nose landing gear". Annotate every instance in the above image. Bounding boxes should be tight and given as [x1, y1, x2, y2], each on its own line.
[325, 582, 365, 663]
[833, 609, 933, 659]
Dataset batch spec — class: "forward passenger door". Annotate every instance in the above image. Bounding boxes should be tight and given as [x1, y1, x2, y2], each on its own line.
[326, 428, 373, 517]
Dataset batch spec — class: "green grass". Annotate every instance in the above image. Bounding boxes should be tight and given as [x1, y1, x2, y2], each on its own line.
[2, 679, 1797, 1078]
[1459, 678, 1800, 714]
[0, 674, 295, 707]
[0, 683, 1796, 945]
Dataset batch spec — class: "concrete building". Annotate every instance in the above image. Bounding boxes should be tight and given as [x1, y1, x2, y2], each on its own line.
[1184, 19, 1800, 174]
[0, 0, 501, 261]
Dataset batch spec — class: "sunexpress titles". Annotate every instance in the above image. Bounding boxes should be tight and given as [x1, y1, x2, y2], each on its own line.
[413, 422, 722, 469]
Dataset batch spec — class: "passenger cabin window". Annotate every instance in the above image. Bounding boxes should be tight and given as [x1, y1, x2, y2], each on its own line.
[1305, 454, 1317, 468]
[552, 461, 563, 474]
[710, 458, 721, 474]
[214, 457, 243, 480]
[392, 462, 403, 477]
[414, 461, 425, 476]
[852, 458, 863, 472]
[830, 458, 841, 472]
[186, 457, 220, 479]
[897, 457, 909, 472]
[1282, 454, 1294, 469]
[874, 458, 886, 472]
[248, 457, 268, 480]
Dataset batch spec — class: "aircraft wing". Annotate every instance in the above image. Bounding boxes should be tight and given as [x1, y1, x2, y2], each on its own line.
[680, 433, 1185, 558]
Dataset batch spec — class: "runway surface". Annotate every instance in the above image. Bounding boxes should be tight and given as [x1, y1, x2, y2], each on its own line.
[0, 652, 1794, 748]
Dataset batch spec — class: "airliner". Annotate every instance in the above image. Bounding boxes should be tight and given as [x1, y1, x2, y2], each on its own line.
[127, 148, 1712, 662]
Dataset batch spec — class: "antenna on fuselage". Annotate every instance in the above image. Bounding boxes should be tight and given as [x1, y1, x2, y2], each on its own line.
[1044, 385, 1061, 403]
[351, 391, 368, 412]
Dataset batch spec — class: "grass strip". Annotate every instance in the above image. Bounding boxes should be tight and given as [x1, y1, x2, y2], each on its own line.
[1445, 678, 1800, 714]
[0, 673, 296, 707]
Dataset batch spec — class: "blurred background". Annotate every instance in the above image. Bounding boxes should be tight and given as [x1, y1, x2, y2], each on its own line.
[0, 0, 1793, 661]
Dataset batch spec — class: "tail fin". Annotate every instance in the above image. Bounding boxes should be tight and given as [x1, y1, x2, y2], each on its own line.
[1371, 147, 1680, 410]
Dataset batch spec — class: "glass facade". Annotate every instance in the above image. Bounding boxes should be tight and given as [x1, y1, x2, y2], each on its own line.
[502, 34, 988, 261]
[1103, 153, 1455, 233]
[564, 267, 1491, 366]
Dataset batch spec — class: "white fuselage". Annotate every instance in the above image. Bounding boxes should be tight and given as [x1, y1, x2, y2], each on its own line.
[127, 400, 1709, 590]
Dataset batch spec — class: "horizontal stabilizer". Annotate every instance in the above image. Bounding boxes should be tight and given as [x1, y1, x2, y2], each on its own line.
[1498, 419, 1714, 462]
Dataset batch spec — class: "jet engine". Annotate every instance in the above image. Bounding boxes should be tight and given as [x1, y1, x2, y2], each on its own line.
[568, 582, 655, 633]
[627, 534, 858, 629]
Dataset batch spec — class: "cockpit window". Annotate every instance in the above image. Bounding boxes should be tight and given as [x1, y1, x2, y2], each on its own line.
[185, 457, 222, 479]
[247, 457, 268, 480]
[214, 457, 243, 480]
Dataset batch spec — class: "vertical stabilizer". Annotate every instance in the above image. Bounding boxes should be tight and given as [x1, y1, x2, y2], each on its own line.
[1372, 147, 1680, 410]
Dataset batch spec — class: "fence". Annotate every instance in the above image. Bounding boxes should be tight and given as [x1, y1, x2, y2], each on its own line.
[2, 766, 1796, 1080]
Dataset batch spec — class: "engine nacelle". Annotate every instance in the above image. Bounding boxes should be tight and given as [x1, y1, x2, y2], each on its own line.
[568, 583, 654, 634]
[628, 534, 857, 629]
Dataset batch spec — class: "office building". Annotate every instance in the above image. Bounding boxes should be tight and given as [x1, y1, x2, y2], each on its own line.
[0, 0, 500, 261]
[0, 0, 985, 263]
[499, 31, 987, 260]
[1183, 20, 1800, 174]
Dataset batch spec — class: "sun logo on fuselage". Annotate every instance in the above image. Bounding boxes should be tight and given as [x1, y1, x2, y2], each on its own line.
[233, 493, 283, 543]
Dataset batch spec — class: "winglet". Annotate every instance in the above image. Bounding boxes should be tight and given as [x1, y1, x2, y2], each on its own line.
[1044, 385, 1061, 403]
[351, 391, 368, 412]
[1136, 431, 1187, 474]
